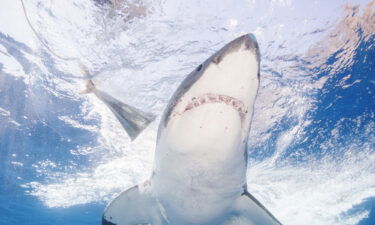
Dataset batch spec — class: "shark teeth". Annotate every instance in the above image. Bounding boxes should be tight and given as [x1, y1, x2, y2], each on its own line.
[183, 93, 248, 122]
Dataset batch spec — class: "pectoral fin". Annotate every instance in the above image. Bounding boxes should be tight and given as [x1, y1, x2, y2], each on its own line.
[103, 182, 168, 225]
[227, 191, 282, 225]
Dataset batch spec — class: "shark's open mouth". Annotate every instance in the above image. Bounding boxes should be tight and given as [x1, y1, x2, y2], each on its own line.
[176, 93, 248, 122]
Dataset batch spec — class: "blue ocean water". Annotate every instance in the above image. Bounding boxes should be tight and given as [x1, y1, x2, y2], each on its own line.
[0, 0, 374, 224]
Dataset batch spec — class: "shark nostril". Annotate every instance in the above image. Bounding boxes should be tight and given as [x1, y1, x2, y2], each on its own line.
[213, 55, 223, 64]
[196, 64, 203, 71]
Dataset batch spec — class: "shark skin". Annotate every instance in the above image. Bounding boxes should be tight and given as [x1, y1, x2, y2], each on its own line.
[102, 34, 282, 225]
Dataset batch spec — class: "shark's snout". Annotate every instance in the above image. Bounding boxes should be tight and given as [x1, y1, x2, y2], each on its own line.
[235, 33, 259, 50]
[212, 33, 260, 65]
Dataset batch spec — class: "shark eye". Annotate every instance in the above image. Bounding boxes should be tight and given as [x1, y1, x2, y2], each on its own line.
[196, 64, 202, 72]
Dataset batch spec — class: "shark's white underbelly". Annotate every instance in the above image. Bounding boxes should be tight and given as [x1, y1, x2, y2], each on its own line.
[153, 103, 247, 224]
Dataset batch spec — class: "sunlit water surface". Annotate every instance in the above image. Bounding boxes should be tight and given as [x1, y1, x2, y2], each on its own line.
[0, 0, 374, 224]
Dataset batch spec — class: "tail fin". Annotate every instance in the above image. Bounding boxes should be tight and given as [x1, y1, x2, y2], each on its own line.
[79, 63, 96, 94]
[79, 64, 155, 141]
[103, 182, 168, 225]
[95, 89, 156, 140]
[81, 79, 95, 94]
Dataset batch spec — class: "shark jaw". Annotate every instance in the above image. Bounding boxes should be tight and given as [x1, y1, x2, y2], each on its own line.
[171, 93, 248, 123]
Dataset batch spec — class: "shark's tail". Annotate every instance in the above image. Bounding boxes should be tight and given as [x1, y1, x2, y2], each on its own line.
[79, 63, 97, 94]
[80, 64, 156, 141]
[96, 90, 156, 141]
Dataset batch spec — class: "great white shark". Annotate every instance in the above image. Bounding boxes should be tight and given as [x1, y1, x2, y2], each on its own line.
[102, 34, 282, 225]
